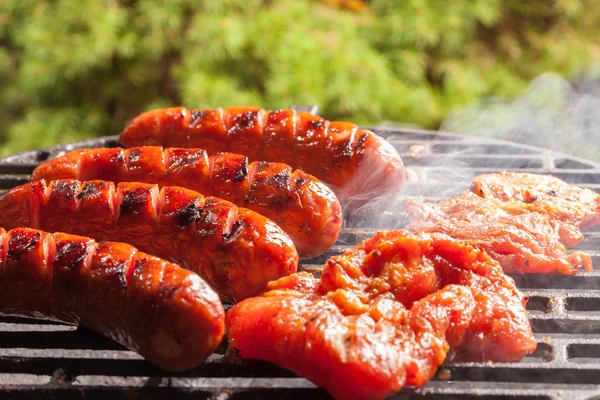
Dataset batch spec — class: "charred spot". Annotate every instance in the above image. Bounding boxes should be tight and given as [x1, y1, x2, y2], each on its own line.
[111, 150, 126, 164]
[117, 262, 129, 288]
[179, 201, 204, 228]
[294, 176, 309, 189]
[234, 162, 249, 182]
[159, 283, 179, 299]
[341, 140, 354, 158]
[236, 111, 259, 129]
[189, 110, 206, 127]
[119, 188, 150, 216]
[353, 133, 368, 150]
[547, 190, 558, 197]
[29, 181, 46, 197]
[525, 259, 530, 266]
[171, 149, 205, 168]
[133, 258, 148, 276]
[8, 231, 42, 259]
[76, 182, 101, 200]
[51, 181, 79, 201]
[223, 220, 245, 243]
[128, 148, 141, 163]
[54, 241, 88, 269]
[257, 161, 269, 170]
[268, 169, 291, 191]
[309, 120, 324, 130]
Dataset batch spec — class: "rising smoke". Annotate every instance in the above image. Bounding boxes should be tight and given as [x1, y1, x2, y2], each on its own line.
[344, 73, 600, 232]
[441, 73, 600, 162]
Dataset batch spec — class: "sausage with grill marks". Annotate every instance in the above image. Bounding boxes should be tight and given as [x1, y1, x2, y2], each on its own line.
[32, 146, 342, 258]
[118, 107, 406, 211]
[0, 227, 224, 371]
[0, 180, 298, 302]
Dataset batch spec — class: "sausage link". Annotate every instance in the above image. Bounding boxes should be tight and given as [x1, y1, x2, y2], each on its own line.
[118, 107, 406, 211]
[32, 146, 343, 258]
[0, 180, 298, 302]
[0, 227, 224, 371]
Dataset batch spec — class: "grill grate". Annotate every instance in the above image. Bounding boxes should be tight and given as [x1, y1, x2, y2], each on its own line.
[1, 128, 600, 400]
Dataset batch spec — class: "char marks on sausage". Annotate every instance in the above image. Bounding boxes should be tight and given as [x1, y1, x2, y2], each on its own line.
[0, 179, 299, 302]
[32, 146, 342, 258]
[0, 227, 224, 371]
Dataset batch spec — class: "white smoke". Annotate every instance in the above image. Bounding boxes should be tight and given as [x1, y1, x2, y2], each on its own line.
[441, 73, 600, 162]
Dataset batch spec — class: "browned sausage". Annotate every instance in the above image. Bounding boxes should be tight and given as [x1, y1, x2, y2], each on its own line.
[0, 180, 298, 302]
[118, 107, 406, 211]
[32, 146, 342, 258]
[0, 226, 224, 371]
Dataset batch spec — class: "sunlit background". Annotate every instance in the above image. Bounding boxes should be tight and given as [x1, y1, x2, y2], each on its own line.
[1, 0, 599, 159]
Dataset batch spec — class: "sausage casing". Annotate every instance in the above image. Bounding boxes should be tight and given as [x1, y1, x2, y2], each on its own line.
[118, 107, 406, 211]
[0, 227, 224, 371]
[32, 146, 342, 258]
[0, 180, 299, 302]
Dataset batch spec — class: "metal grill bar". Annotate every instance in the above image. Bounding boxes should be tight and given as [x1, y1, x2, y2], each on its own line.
[0, 128, 599, 399]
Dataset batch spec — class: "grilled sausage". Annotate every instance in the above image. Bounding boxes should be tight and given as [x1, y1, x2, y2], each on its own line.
[32, 146, 342, 258]
[0, 226, 224, 371]
[118, 107, 406, 211]
[0, 180, 298, 302]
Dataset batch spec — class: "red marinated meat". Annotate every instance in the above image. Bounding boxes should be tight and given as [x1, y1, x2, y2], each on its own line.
[473, 171, 600, 229]
[227, 230, 535, 400]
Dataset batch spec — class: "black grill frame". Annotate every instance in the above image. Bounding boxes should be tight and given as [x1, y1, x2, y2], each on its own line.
[0, 127, 599, 400]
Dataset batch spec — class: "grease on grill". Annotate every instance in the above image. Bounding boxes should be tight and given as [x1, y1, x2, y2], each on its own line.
[438, 368, 452, 380]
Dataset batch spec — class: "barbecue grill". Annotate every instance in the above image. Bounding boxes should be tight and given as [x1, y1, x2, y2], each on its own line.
[0, 123, 599, 400]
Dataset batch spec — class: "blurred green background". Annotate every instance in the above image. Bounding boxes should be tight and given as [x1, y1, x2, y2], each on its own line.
[1, 0, 599, 156]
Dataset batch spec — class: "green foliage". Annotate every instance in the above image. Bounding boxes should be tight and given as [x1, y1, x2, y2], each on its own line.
[0, 0, 599, 154]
